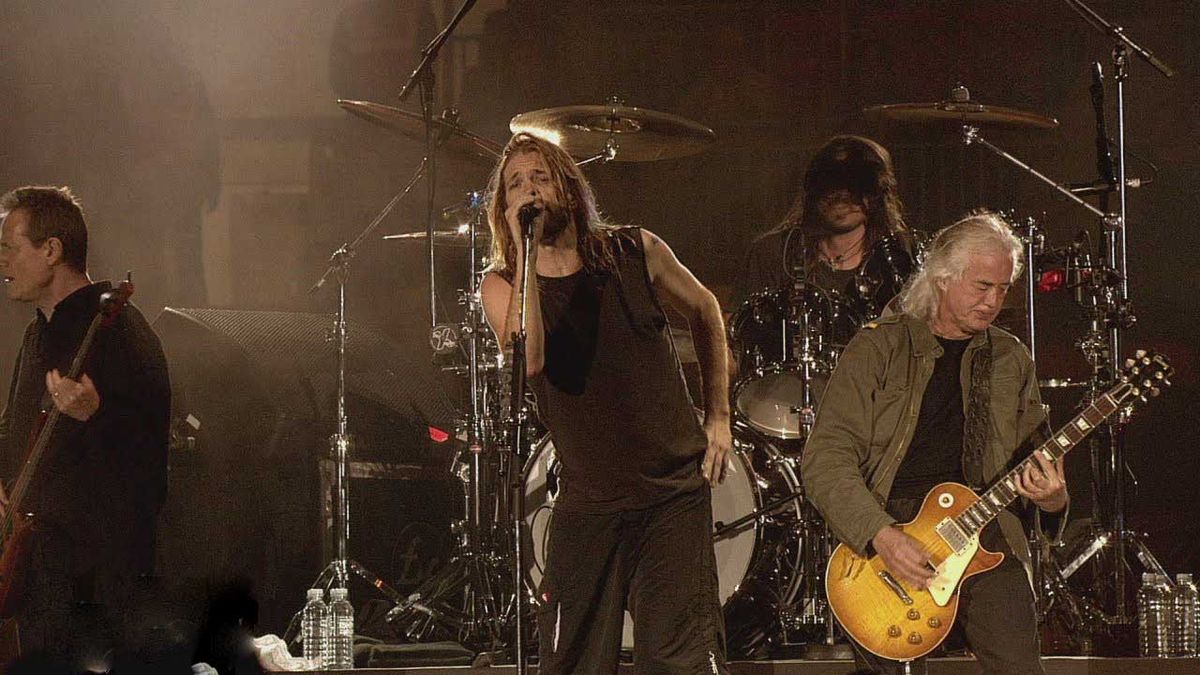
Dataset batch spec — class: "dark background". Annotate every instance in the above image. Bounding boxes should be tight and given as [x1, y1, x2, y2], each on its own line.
[1, 0, 1196, 633]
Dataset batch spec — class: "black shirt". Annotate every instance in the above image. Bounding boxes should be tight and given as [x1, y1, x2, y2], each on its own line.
[530, 228, 706, 513]
[889, 336, 970, 500]
[0, 282, 170, 575]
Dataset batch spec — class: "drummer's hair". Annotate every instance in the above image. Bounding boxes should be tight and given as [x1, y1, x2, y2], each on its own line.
[775, 135, 909, 273]
[485, 132, 615, 277]
[898, 210, 1025, 321]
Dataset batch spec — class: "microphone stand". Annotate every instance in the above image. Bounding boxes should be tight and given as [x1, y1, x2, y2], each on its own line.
[1059, 0, 1176, 640]
[396, 0, 481, 329]
[507, 221, 538, 674]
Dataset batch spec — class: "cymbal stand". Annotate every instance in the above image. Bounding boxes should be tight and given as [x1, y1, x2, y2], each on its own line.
[302, 159, 431, 613]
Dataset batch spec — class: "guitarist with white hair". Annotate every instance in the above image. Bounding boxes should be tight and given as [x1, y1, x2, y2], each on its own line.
[801, 211, 1066, 674]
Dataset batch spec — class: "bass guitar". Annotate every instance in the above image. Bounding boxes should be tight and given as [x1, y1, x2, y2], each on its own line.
[0, 280, 134, 636]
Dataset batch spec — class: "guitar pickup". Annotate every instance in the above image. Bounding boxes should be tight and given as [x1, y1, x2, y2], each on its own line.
[878, 570, 914, 605]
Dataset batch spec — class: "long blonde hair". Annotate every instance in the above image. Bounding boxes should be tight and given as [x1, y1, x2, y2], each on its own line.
[898, 210, 1025, 322]
[485, 133, 614, 278]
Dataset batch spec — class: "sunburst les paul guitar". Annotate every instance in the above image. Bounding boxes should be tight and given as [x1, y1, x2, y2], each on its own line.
[825, 349, 1172, 662]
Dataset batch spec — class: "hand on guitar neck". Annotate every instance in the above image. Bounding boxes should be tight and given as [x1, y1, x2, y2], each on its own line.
[1013, 451, 1067, 514]
[872, 526, 935, 589]
[45, 368, 99, 422]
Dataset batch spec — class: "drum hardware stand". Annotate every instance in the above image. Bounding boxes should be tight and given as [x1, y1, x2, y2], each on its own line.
[385, 194, 516, 651]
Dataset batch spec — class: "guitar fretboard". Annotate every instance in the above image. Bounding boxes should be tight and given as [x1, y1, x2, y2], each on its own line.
[952, 385, 1128, 537]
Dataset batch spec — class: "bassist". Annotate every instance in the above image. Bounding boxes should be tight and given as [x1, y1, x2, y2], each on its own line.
[801, 212, 1066, 674]
[0, 186, 170, 671]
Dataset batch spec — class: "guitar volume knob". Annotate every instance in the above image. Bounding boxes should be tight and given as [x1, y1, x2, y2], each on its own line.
[907, 632, 923, 645]
[927, 617, 942, 629]
[887, 625, 902, 638]
[906, 609, 920, 621]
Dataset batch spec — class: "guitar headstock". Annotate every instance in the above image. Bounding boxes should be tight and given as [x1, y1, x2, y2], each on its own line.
[1116, 349, 1173, 404]
[97, 274, 135, 328]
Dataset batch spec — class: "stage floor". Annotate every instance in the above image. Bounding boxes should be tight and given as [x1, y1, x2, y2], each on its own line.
[301, 656, 1200, 674]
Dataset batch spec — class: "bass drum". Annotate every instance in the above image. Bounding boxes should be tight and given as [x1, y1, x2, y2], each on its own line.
[523, 429, 805, 653]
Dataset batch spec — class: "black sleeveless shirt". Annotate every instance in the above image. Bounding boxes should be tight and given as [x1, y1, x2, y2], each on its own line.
[531, 227, 707, 513]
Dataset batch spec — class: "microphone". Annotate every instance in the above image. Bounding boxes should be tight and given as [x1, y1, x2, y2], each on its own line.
[1090, 62, 1116, 186]
[518, 203, 541, 237]
[1065, 177, 1148, 195]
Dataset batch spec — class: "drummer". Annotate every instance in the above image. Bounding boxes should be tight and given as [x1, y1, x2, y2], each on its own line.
[735, 134, 916, 321]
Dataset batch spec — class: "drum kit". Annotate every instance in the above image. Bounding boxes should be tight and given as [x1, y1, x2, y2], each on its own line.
[305, 14, 1171, 658]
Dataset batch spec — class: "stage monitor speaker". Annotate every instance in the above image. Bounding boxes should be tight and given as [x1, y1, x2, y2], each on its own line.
[151, 307, 461, 632]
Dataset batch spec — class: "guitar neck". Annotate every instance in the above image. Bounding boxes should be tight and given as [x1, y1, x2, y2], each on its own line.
[1, 312, 106, 533]
[953, 383, 1131, 537]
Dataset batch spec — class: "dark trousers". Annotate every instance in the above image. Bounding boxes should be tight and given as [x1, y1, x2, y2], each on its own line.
[847, 498, 1045, 675]
[536, 487, 728, 675]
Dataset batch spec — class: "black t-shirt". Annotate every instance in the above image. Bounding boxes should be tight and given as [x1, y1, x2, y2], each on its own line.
[889, 336, 970, 500]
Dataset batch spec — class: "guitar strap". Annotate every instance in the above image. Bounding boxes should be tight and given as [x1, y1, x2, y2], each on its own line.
[962, 335, 993, 490]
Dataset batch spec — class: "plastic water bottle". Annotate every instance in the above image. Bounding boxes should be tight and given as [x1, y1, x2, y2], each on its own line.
[1139, 573, 1171, 657]
[1172, 573, 1199, 657]
[300, 588, 329, 667]
[329, 587, 355, 669]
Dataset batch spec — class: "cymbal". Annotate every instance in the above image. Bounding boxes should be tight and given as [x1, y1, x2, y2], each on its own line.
[863, 101, 1058, 130]
[509, 103, 716, 162]
[383, 225, 491, 247]
[338, 99, 503, 165]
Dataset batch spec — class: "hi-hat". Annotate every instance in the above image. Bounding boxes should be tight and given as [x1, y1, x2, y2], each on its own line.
[863, 85, 1058, 130]
[510, 102, 716, 162]
[338, 99, 503, 166]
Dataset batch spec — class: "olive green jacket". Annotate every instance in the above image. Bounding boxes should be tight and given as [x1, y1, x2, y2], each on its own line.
[800, 313, 1063, 563]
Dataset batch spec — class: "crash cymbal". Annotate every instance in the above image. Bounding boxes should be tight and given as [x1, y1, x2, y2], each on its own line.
[382, 225, 491, 247]
[509, 102, 716, 162]
[863, 86, 1058, 130]
[338, 99, 503, 165]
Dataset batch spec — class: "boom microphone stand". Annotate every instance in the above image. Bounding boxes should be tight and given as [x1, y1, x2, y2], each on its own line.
[1057, 0, 1175, 641]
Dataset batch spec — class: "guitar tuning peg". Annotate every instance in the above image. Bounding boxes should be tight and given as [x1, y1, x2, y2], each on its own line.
[1135, 349, 1147, 358]
[1149, 388, 1161, 398]
[1124, 358, 1135, 368]
[1142, 379, 1153, 389]
[1154, 371, 1165, 380]
[1130, 386, 1141, 398]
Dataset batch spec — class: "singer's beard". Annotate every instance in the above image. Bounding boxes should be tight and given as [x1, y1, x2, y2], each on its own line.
[539, 204, 572, 244]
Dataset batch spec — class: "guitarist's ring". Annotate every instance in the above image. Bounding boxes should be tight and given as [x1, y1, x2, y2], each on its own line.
[51, 391, 59, 398]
